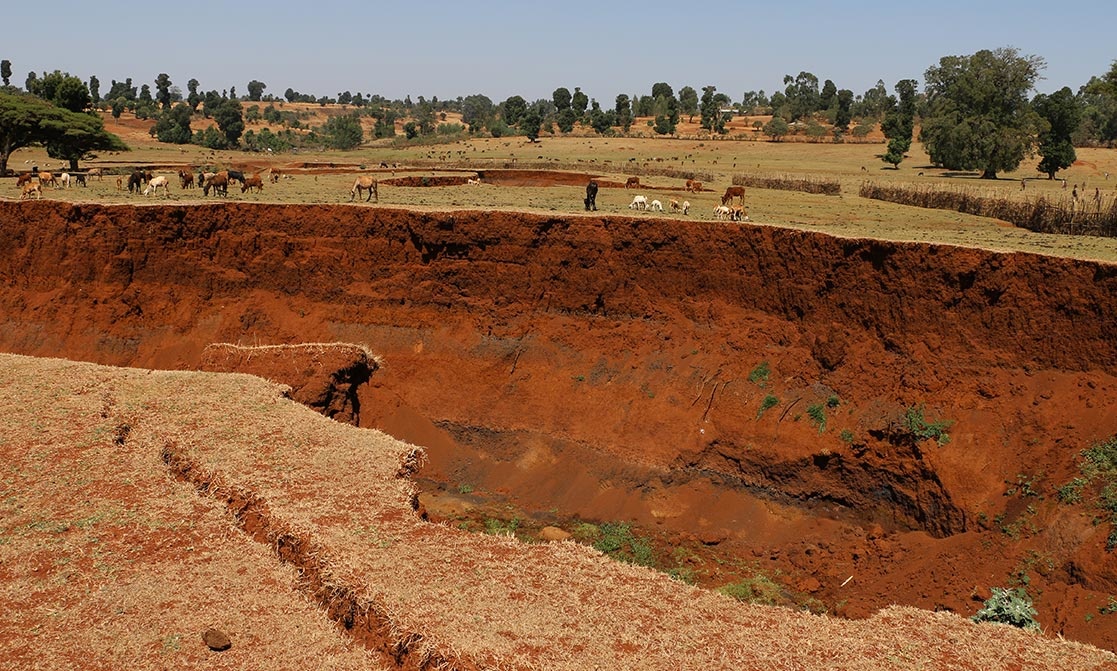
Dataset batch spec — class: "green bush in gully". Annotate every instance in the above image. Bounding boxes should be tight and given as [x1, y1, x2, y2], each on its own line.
[971, 587, 1041, 632]
[1058, 435, 1117, 549]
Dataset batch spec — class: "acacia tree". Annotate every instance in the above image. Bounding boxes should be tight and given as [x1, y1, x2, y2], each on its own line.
[0, 91, 127, 173]
[1033, 86, 1080, 179]
[882, 79, 918, 168]
[920, 47, 1045, 179]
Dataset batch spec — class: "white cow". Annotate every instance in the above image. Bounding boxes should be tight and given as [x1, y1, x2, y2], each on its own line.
[628, 195, 648, 210]
[144, 175, 170, 197]
[713, 205, 732, 220]
[682, 200, 691, 215]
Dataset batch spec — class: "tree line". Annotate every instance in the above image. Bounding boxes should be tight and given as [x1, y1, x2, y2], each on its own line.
[3, 48, 1117, 179]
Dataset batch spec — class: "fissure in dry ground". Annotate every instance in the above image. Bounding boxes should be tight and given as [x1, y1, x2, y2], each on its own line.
[3, 199, 1117, 651]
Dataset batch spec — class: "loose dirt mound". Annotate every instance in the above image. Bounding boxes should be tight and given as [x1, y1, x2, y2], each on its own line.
[2, 200, 1117, 651]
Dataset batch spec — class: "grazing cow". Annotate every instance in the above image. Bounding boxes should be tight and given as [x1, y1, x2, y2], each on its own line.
[20, 182, 42, 200]
[722, 185, 746, 206]
[73, 173, 87, 187]
[38, 172, 57, 189]
[87, 167, 104, 181]
[685, 179, 702, 192]
[350, 175, 378, 202]
[16, 173, 32, 187]
[628, 195, 648, 210]
[669, 198, 680, 212]
[624, 176, 640, 189]
[713, 205, 732, 220]
[204, 172, 229, 197]
[649, 199, 663, 212]
[59, 173, 71, 188]
[179, 169, 195, 189]
[144, 175, 170, 196]
[269, 169, 281, 184]
[584, 180, 598, 211]
[241, 174, 264, 193]
[682, 200, 690, 215]
[127, 170, 145, 194]
[730, 206, 749, 222]
[227, 170, 246, 186]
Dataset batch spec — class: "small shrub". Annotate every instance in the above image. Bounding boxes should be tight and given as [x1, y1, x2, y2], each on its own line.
[826, 394, 841, 408]
[757, 394, 779, 419]
[806, 403, 827, 434]
[839, 429, 855, 444]
[971, 587, 1041, 632]
[718, 574, 783, 605]
[747, 361, 771, 386]
[594, 522, 655, 568]
[483, 516, 520, 537]
[901, 404, 953, 445]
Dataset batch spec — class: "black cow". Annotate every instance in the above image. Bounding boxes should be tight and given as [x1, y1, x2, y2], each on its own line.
[127, 170, 147, 194]
[584, 180, 599, 211]
[227, 170, 246, 185]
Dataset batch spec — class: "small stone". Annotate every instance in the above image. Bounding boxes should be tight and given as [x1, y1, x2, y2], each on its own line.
[538, 526, 571, 542]
[203, 628, 231, 651]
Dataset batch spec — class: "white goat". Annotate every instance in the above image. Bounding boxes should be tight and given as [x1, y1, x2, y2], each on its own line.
[649, 199, 663, 212]
[628, 195, 648, 210]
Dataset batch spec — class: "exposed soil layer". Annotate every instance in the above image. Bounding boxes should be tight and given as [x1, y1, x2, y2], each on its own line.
[3, 200, 1117, 649]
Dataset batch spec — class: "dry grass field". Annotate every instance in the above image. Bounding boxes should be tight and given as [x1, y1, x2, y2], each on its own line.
[5, 107, 1117, 264]
[2, 353, 1115, 669]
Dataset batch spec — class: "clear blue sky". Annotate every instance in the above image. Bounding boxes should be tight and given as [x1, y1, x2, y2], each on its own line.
[8, 1, 1114, 104]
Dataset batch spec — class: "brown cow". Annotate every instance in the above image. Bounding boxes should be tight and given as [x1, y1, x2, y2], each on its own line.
[179, 169, 195, 189]
[20, 182, 42, 200]
[204, 172, 229, 197]
[16, 173, 32, 187]
[38, 172, 57, 189]
[350, 175, 378, 202]
[241, 174, 264, 193]
[722, 185, 746, 205]
[624, 176, 640, 189]
[269, 169, 281, 183]
[685, 179, 702, 192]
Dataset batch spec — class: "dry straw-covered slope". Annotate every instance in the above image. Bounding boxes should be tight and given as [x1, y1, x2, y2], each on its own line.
[1, 352, 1114, 670]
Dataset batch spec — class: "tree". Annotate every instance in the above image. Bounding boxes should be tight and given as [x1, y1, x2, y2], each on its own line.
[322, 113, 363, 149]
[154, 73, 172, 109]
[38, 104, 128, 171]
[89, 75, 100, 105]
[552, 87, 571, 111]
[284, 87, 297, 103]
[763, 116, 789, 141]
[151, 103, 193, 144]
[820, 79, 837, 111]
[212, 97, 245, 147]
[247, 80, 266, 102]
[27, 71, 91, 112]
[679, 86, 698, 120]
[783, 71, 820, 121]
[501, 95, 527, 126]
[1033, 87, 1080, 178]
[882, 79, 917, 168]
[186, 79, 201, 111]
[835, 89, 854, 132]
[571, 87, 588, 115]
[0, 60, 10, 87]
[699, 85, 720, 132]
[920, 47, 1045, 179]
[520, 106, 542, 141]
[614, 94, 632, 133]
[556, 107, 577, 133]
[461, 93, 493, 131]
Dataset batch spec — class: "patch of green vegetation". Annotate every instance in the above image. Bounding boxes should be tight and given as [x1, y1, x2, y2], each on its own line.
[806, 402, 827, 434]
[826, 394, 841, 408]
[1100, 596, 1117, 615]
[1005, 473, 1043, 499]
[901, 404, 953, 445]
[839, 429, 855, 444]
[456, 482, 474, 495]
[593, 522, 655, 568]
[747, 361, 771, 387]
[756, 394, 779, 419]
[1058, 435, 1117, 550]
[971, 587, 1041, 632]
[718, 573, 783, 606]
[483, 516, 521, 537]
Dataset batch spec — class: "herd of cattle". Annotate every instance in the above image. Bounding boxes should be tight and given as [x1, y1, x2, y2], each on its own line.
[12, 167, 748, 220]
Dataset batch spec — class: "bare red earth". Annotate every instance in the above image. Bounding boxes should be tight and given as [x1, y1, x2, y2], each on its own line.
[3, 199, 1117, 650]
